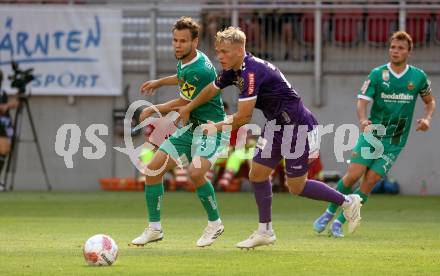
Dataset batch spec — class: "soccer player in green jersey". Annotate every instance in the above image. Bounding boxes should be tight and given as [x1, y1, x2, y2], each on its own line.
[313, 31, 436, 237]
[131, 17, 229, 247]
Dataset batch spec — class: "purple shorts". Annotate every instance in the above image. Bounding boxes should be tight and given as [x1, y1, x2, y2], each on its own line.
[253, 109, 319, 178]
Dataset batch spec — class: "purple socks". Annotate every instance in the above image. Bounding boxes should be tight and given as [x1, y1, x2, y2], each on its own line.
[253, 179, 346, 224]
[252, 180, 273, 223]
[300, 179, 345, 206]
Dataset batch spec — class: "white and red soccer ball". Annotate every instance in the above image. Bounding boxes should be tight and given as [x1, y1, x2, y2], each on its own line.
[83, 234, 118, 266]
[144, 114, 178, 147]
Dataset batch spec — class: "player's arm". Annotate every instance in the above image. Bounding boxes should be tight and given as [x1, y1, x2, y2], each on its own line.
[210, 98, 256, 132]
[140, 97, 189, 123]
[357, 71, 376, 132]
[356, 98, 372, 132]
[176, 83, 219, 125]
[140, 74, 178, 95]
[416, 94, 436, 131]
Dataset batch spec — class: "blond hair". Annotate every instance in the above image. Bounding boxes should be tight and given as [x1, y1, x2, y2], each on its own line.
[390, 31, 413, 52]
[215, 26, 246, 46]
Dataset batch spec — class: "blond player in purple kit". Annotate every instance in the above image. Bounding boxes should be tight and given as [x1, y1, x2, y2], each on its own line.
[177, 27, 362, 249]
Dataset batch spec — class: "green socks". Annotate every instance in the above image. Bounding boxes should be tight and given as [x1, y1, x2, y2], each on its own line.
[196, 181, 220, 221]
[327, 179, 352, 214]
[336, 188, 369, 224]
[145, 183, 164, 222]
[145, 181, 220, 223]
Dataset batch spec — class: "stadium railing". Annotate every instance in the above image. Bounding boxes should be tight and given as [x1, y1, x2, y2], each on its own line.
[2, 0, 440, 75]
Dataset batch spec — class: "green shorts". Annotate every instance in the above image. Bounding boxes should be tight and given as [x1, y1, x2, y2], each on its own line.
[158, 125, 230, 166]
[350, 133, 402, 177]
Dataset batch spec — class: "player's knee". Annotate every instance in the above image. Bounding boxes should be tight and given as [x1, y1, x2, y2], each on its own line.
[248, 172, 263, 182]
[144, 175, 159, 184]
[188, 168, 204, 182]
[342, 175, 356, 187]
[249, 168, 267, 182]
[363, 174, 382, 190]
[344, 164, 366, 185]
[144, 164, 166, 184]
[343, 170, 363, 186]
[288, 185, 302, 195]
[287, 180, 306, 195]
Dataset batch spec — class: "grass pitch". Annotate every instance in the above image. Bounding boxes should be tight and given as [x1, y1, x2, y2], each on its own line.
[0, 191, 439, 275]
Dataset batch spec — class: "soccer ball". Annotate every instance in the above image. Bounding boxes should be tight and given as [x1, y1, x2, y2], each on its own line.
[83, 234, 118, 266]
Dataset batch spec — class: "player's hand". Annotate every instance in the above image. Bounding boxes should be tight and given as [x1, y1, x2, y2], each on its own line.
[174, 106, 191, 126]
[360, 119, 372, 132]
[139, 107, 154, 123]
[140, 80, 161, 96]
[416, 118, 430, 132]
[200, 120, 217, 136]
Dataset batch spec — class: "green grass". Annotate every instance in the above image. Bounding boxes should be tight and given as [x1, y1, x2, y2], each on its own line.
[0, 192, 439, 275]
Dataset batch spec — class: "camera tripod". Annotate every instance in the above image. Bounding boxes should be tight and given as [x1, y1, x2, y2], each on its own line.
[1, 93, 51, 191]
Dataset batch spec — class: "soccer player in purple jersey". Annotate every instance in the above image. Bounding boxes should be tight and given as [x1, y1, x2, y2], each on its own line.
[177, 27, 362, 249]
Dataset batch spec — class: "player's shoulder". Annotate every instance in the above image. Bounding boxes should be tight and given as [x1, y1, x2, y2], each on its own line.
[365, 64, 387, 83]
[245, 54, 265, 68]
[408, 65, 428, 78]
[188, 51, 215, 73]
[370, 64, 387, 75]
[243, 54, 268, 76]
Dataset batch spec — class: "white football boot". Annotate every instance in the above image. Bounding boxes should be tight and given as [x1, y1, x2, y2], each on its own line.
[196, 222, 225, 247]
[236, 231, 276, 249]
[342, 194, 362, 234]
[131, 227, 163, 246]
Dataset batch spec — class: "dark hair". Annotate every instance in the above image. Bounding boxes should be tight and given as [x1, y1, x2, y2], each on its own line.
[390, 31, 413, 52]
[172, 17, 200, 40]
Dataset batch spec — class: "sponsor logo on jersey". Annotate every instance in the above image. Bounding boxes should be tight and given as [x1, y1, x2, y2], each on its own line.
[381, 92, 414, 101]
[248, 73, 255, 95]
[382, 70, 390, 81]
[382, 81, 390, 88]
[407, 81, 415, 91]
[360, 79, 371, 94]
[180, 81, 196, 99]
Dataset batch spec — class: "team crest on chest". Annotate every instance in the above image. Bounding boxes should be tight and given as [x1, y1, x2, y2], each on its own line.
[382, 70, 390, 81]
[233, 76, 244, 91]
[407, 81, 415, 91]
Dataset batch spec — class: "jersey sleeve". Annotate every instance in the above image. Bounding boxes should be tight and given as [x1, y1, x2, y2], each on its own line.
[238, 70, 263, 102]
[419, 71, 432, 98]
[358, 69, 377, 101]
[179, 68, 214, 101]
[213, 70, 234, 90]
